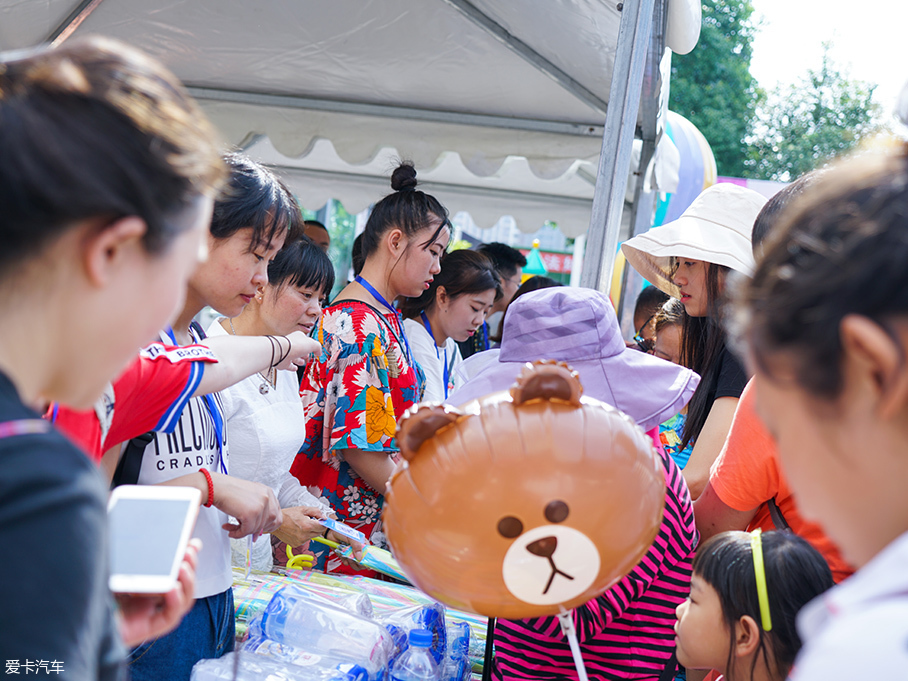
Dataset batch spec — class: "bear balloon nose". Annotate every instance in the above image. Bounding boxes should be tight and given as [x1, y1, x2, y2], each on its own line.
[526, 536, 558, 558]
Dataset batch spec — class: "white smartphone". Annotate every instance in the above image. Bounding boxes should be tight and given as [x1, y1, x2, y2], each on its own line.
[107, 485, 201, 594]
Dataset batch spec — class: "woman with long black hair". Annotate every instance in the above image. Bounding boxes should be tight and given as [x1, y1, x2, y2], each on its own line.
[622, 183, 767, 499]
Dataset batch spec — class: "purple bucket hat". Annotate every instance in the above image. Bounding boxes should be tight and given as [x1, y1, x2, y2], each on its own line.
[446, 287, 700, 432]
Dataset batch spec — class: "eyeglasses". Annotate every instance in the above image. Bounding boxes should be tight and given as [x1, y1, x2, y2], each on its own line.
[750, 528, 773, 631]
[633, 332, 654, 353]
[633, 313, 656, 353]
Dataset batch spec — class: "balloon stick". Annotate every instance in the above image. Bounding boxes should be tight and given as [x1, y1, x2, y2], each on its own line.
[558, 609, 589, 681]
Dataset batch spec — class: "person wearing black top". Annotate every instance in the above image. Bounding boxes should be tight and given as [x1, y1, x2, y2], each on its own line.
[0, 37, 226, 678]
[622, 184, 768, 499]
[457, 242, 526, 358]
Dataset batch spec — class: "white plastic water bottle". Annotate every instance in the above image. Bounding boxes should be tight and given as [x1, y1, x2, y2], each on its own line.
[391, 629, 440, 681]
[258, 587, 392, 676]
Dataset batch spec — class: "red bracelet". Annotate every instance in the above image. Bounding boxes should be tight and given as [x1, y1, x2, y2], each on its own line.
[200, 468, 214, 508]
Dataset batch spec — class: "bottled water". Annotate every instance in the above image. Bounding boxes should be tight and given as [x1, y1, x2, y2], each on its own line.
[258, 586, 392, 676]
[390, 630, 440, 681]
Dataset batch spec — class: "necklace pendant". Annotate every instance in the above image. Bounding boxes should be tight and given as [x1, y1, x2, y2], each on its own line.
[259, 382, 271, 395]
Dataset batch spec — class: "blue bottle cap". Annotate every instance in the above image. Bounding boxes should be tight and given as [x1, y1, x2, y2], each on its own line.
[408, 629, 433, 648]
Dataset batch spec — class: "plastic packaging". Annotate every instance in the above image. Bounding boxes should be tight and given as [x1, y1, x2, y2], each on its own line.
[191, 651, 369, 681]
[390, 630, 440, 681]
[258, 586, 393, 677]
[379, 603, 447, 667]
[319, 517, 367, 544]
[442, 622, 471, 681]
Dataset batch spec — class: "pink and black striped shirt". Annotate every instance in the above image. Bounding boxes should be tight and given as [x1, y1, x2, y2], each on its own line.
[492, 443, 697, 680]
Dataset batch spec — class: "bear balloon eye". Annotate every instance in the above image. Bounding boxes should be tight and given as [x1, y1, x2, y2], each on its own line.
[497, 516, 524, 538]
[545, 500, 570, 523]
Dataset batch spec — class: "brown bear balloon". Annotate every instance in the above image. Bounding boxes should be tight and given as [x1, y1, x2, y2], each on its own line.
[383, 361, 666, 619]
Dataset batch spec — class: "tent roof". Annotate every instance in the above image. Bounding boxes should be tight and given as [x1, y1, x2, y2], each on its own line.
[247, 137, 599, 236]
[1, 0, 700, 249]
[0, 0, 696, 180]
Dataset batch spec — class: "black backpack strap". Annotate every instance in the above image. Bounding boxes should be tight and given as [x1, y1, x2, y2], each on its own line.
[767, 497, 791, 532]
[110, 431, 155, 488]
[658, 651, 678, 681]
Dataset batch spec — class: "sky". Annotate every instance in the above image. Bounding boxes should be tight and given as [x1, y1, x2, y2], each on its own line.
[749, 0, 908, 120]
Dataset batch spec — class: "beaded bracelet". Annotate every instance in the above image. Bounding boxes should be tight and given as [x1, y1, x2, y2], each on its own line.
[200, 467, 214, 508]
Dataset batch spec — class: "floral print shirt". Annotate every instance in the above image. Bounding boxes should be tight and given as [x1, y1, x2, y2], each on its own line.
[291, 300, 424, 574]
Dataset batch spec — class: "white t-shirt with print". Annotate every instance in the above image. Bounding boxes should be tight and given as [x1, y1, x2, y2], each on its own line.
[135, 329, 231, 599]
[206, 321, 329, 571]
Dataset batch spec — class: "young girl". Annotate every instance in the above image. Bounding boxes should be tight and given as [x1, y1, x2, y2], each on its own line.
[208, 236, 360, 570]
[653, 298, 694, 470]
[739, 138, 908, 676]
[400, 249, 501, 401]
[621, 184, 767, 499]
[293, 162, 450, 574]
[0, 36, 223, 677]
[675, 530, 833, 681]
[445, 287, 699, 680]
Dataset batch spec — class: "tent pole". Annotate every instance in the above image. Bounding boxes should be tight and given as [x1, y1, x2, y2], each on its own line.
[45, 0, 105, 46]
[617, 5, 668, 333]
[579, 0, 658, 292]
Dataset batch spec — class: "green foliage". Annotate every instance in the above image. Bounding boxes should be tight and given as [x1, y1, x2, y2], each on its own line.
[300, 199, 357, 300]
[670, 0, 760, 177]
[323, 199, 357, 300]
[744, 46, 885, 181]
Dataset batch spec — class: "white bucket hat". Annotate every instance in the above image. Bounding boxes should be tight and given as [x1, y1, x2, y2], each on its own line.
[621, 183, 767, 298]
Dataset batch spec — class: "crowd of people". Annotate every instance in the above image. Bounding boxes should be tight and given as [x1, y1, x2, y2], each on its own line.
[2, 34, 907, 681]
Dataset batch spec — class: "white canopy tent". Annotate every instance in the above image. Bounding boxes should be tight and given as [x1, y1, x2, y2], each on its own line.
[245, 136, 600, 238]
[0, 0, 700, 290]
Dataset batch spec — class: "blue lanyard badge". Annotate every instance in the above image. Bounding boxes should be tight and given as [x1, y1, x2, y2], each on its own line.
[420, 311, 449, 398]
[482, 320, 490, 351]
[164, 326, 227, 474]
[355, 276, 416, 368]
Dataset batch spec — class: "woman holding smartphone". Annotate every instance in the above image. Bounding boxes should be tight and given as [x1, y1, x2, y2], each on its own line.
[0, 37, 224, 678]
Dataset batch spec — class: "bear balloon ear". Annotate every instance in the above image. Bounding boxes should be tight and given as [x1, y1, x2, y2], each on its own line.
[510, 360, 583, 406]
[397, 403, 464, 462]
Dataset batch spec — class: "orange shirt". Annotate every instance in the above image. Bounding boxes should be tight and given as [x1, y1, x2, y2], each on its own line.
[709, 380, 854, 583]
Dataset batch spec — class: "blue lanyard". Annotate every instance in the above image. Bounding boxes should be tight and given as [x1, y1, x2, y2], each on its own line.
[164, 327, 227, 474]
[420, 311, 449, 398]
[482, 320, 490, 351]
[355, 276, 415, 368]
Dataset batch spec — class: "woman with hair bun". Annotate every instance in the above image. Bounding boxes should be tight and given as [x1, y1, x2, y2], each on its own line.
[400, 249, 501, 401]
[293, 163, 450, 573]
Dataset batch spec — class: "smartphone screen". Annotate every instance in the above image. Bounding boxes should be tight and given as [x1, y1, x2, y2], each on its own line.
[108, 496, 195, 588]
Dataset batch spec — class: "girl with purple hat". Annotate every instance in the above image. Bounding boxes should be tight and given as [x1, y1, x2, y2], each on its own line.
[449, 286, 700, 680]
